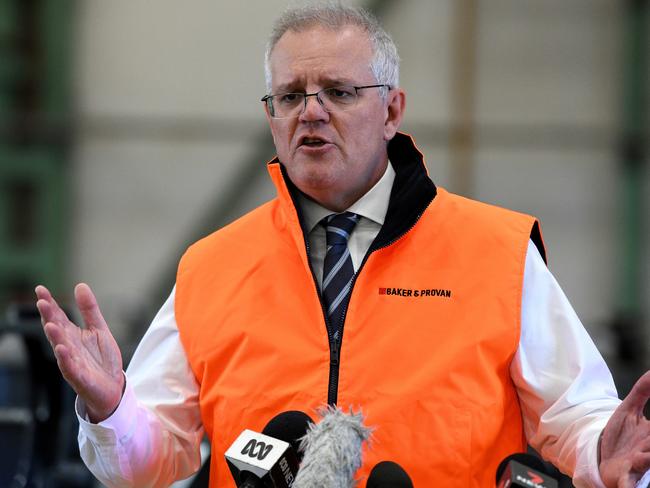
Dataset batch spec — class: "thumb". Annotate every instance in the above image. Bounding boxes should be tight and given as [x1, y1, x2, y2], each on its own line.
[617, 460, 634, 488]
[621, 371, 650, 413]
[74, 283, 109, 331]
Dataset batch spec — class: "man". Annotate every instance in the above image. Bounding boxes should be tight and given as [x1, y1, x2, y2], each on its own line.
[35, 5, 650, 488]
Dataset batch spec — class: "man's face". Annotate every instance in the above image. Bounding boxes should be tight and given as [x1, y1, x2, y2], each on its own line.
[265, 25, 405, 211]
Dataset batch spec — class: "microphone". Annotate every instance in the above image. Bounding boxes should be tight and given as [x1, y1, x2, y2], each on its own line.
[225, 411, 313, 488]
[496, 453, 558, 488]
[263, 410, 314, 463]
[293, 406, 372, 488]
[366, 461, 413, 488]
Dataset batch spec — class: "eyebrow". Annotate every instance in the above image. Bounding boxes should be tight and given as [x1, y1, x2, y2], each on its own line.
[274, 82, 302, 93]
[321, 76, 356, 86]
[274, 77, 357, 93]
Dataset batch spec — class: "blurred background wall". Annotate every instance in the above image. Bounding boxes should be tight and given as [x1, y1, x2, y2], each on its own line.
[0, 0, 648, 486]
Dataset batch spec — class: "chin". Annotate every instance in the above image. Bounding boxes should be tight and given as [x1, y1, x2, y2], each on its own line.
[288, 159, 340, 184]
[293, 171, 342, 198]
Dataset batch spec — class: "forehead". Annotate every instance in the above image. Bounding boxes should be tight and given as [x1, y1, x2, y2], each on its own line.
[269, 25, 375, 90]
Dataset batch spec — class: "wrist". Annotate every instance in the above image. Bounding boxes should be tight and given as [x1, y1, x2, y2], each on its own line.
[86, 372, 126, 423]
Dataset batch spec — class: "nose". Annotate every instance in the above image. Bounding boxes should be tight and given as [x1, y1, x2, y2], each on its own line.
[299, 93, 330, 123]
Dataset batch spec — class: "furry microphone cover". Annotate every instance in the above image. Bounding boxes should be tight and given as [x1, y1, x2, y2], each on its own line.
[293, 406, 372, 488]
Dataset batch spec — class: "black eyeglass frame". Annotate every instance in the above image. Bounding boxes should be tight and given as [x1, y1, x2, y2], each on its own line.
[260, 84, 392, 118]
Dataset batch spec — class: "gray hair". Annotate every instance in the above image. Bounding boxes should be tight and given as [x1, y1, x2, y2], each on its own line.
[264, 3, 400, 94]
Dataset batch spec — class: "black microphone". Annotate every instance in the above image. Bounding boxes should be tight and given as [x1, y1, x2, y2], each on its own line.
[225, 411, 313, 488]
[366, 461, 413, 488]
[262, 410, 313, 463]
[496, 453, 558, 488]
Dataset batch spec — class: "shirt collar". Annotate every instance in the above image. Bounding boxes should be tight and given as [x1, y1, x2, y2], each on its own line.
[298, 161, 396, 233]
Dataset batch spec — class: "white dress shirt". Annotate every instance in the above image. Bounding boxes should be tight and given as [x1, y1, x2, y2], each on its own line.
[77, 162, 623, 488]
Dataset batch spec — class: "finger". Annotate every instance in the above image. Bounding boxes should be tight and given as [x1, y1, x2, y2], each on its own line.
[36, 298, 52, 326]
[618, 478, 634, 488]
[637, 433, 650, 453]
[616, 460, 634, 488]
[631, 452, 650, 472]
[43, 321, 70, 349]
[36, 299, 64, 329]
[74, 283, 109, 331]
[35, 286, 73, 327]
[35, 284, 52, 302]
[622, 371, 650, 413]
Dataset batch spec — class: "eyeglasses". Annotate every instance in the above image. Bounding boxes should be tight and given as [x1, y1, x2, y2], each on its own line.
[261, 84, 391, 119]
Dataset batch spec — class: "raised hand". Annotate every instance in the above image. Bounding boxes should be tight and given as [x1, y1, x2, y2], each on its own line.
[35, 283, 125, 423]
[599, 371, 650, 488]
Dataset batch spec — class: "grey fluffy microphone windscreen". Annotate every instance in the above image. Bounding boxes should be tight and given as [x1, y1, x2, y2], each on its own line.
[292, 406, 372, 488]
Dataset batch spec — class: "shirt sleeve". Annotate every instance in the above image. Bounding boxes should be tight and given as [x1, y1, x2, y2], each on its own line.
[513, 240, 621, 488]
[76, 286, 204, 488]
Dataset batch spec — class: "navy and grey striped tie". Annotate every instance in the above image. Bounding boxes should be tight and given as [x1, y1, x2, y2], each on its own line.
[321, 212, 360, 340]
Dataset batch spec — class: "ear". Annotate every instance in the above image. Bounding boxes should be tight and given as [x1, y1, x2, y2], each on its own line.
[263, 99, 273, 125]
[263, 100, 279, 146]
[383, 87, 406, 141]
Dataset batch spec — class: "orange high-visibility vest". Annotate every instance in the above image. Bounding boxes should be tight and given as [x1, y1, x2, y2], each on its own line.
[175, 133, 545, 487]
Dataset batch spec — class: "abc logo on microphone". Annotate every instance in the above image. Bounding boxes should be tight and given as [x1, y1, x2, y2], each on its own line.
[225, 429, 298, 487]
[241, 438, 274, 461]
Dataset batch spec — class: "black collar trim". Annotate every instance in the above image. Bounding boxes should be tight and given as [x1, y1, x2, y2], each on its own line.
[276, 132, 437, 248]
[374, 132, 437, 248]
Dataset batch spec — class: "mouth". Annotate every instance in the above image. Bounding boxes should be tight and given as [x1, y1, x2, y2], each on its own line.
[299, 136, 331, 148]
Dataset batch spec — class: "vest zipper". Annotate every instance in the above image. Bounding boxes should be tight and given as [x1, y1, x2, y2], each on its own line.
[302, 238, 341, 404]
[286, 145, 437, 405]
[326, 199, 433, 405]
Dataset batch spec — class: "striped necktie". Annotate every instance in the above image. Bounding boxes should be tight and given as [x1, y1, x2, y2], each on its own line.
[321, 212, 360, 340]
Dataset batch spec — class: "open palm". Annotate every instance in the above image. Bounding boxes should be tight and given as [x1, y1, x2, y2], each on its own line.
[600, 371, 650, 488]
[35, 283, 125, 423]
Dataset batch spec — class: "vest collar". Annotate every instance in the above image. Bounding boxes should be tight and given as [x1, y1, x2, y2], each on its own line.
[267, 132, 437, 249]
